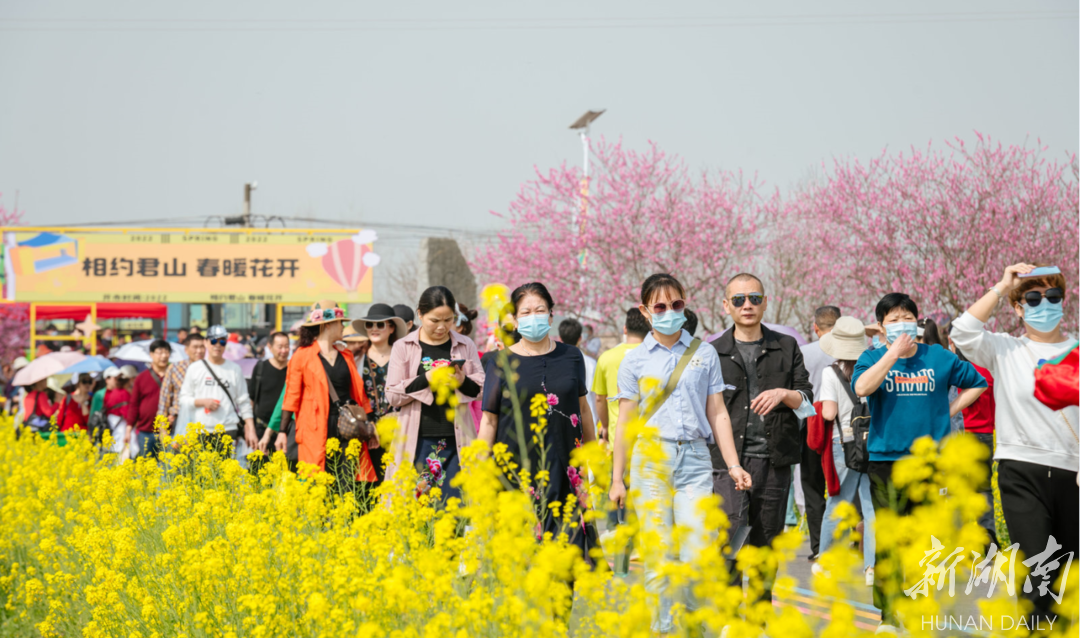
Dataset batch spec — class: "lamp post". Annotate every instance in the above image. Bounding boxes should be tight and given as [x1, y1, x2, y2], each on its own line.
[225, 181, 258, 227]
[568, 110, 604, 268]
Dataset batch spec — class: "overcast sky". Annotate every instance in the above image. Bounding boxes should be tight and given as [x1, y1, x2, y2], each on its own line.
[1, 1, 1076, 271]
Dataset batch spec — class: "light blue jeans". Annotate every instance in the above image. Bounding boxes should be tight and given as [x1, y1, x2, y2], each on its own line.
[819, 437, 876, 570]
[630, 438, 714, 634]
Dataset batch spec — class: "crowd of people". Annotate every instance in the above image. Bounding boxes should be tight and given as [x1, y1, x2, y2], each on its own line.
[6, 262, 1077, 635]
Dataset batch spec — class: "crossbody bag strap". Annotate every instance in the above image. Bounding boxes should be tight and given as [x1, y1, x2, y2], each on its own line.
[322, 354, 343, 404]
[202, 360, 242, 422]
[1021, 341, 1079, 443]
[830, 362, 859, 440]
[640, 337, 702, 424]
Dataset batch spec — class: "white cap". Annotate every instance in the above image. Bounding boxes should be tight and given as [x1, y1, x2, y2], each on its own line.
[12, 356, 28, 371]
[120, 365, 138, 379]
[103, 366, 121, 379]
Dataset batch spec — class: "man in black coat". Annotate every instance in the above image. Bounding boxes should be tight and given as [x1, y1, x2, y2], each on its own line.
[712, 273, 814, 604]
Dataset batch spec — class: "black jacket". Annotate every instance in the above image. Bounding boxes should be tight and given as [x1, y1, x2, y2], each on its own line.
[712, 325, 813, 468]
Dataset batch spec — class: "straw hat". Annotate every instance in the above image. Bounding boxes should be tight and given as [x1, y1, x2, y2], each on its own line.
[819, 316, 869, 361]
[342, 325, 370, 343]
[302, 299, 349, 327]
[12, 356, 29, 371]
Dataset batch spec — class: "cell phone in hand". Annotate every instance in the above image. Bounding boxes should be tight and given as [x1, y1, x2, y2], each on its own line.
[450, 359, 467, 368]
[1019, 266, 1061, 278]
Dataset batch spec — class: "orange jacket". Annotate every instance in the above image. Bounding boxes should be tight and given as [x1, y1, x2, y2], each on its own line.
[282, 343, 375, 480]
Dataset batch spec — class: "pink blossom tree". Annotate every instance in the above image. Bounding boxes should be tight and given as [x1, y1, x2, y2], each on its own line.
[472, 140, 765, 336]
[769, 134, 1079, 333]
[0, 193, 27, 363]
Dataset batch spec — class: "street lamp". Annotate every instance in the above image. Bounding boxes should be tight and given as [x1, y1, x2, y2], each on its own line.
[568, 110, 604, 268]
[569, 110, 605, 181]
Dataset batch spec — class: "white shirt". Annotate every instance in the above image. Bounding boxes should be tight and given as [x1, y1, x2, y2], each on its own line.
[951, 311, 1078, 472]
[177, 358, 254, 435]
[819, 365, 863, 442]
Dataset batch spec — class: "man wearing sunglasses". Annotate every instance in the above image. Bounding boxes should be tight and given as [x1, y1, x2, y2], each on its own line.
[178, 325, 257, 459]
[711, 272, 815, 606]
[952, 262, 1078, 630]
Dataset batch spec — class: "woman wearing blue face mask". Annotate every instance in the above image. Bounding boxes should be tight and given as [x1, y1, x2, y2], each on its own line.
[479, 282, 597, 558]
[608, 273, 749, 634]
[851, 292, 988, 632]
[951, 263, 1078, 630]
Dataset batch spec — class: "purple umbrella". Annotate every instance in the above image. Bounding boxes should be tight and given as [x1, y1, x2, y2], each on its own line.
[706, 322, 808, 346]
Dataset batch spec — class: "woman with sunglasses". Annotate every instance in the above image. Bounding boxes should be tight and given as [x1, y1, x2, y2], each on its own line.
[385, 286, 485, 503]
[951, 262, 1078, 628]
[608, 273, 749, 634]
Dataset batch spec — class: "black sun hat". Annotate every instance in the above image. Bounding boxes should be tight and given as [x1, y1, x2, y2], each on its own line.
[352, 303, 407, 340]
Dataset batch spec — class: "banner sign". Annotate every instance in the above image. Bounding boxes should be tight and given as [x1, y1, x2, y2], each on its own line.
[1, 229, 379, 303]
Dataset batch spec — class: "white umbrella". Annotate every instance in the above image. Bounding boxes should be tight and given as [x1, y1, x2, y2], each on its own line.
[11, 352, 87, 386]
[112, 340, 188, 363]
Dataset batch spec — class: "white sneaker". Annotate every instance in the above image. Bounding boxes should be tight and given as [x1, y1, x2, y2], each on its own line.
[811, 562, 824, 576]
[865, 566, 875, 587]
[875, 622, 904, 635]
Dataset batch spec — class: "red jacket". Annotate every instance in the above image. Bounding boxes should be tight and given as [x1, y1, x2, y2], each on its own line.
[127, 369, 165, 433]
[283, 344, 375, 480]
[806, 401, 841, 496]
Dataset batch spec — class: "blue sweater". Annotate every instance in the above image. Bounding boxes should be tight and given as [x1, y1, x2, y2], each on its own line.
[852, 343, 987, 461]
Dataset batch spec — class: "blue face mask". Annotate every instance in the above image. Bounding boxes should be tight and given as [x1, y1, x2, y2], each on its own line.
[884, 321, 918, 344]
[516, 314, 551, 342]
[871, 335, 886, 349]
[651, 309, 686, 336]
[1024, 301, 1063, 333]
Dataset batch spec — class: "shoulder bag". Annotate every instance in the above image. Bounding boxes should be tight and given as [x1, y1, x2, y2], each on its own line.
[323, 353, 377, 445]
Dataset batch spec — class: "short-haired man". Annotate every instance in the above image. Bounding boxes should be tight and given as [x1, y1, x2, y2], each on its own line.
[128, 339, 172, 458]
[558, 318, 598, 425]
[798, 305, 841, 561]
[712, 273, 815, 605]
[853, 292, 987, 632]
[158, 333, 206, 433]
[247, 332, 290, 470]
[179, 325, 256, 459]
[175, 328, 189, 345]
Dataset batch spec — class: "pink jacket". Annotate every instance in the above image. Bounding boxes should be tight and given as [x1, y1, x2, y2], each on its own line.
[383, 329, 485, 481]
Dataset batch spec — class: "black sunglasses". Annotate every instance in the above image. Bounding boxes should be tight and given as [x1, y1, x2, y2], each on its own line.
[1024, 288, 1064, 307]
[730, 293, 765, 308]
[365, 321, 387, 330]
[208, 338, 227, 346]
[649, 299, 686, 314]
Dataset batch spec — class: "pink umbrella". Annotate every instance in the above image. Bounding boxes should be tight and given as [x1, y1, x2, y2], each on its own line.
[223, 342, 248, 362]
[12, 352, 87, 387]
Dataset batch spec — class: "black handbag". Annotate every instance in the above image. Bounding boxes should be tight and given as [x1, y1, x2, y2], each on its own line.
[832, 363, 870, 473]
